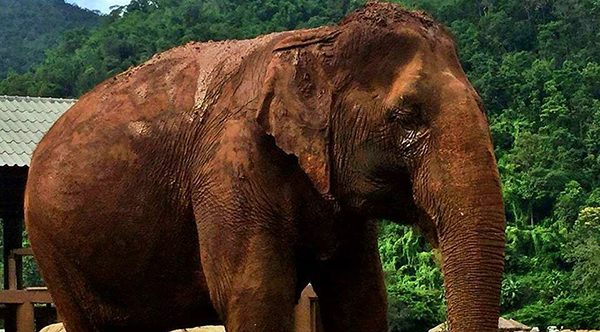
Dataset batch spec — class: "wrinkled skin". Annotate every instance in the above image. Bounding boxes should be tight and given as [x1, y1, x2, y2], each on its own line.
[25, 3, 505, 332]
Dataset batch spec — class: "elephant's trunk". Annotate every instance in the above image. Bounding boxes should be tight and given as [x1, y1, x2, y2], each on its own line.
[439, 200, 505, 331]
[418, 83, 506, 331]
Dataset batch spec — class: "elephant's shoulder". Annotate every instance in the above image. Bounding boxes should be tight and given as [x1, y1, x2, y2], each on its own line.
[212, 119, 264, 170]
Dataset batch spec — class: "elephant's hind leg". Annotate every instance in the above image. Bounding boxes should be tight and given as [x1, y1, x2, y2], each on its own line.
[30, 244, 100, 332]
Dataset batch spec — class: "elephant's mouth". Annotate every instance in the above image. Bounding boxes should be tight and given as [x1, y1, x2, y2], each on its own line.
[357, 167, 441, 248]
[339, 167, 419, 219]
[412, 206, 440, 248]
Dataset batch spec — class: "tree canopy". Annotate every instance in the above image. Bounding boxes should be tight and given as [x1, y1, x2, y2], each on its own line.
[0, 0, 100, 79]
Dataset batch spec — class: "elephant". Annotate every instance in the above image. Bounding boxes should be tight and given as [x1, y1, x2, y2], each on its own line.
[25, 2, 506, 332]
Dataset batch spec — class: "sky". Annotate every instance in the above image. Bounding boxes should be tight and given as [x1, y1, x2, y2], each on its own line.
[68, 0, 131, 13]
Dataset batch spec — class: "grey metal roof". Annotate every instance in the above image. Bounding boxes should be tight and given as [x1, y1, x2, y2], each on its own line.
[0, 95, 76, 167]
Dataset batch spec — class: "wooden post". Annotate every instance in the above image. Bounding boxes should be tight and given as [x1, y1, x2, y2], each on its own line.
[3, 213, 23, 332]
[3, 213, 23, 290]
[8, 254, 18, 290]
[15, 302, 35, 332]
[0, 166, 28, 332]
[294, 285, 322, 332]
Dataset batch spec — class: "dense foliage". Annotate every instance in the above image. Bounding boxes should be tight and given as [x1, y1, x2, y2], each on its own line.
[0, 0, 100, 79]
[1, 0, 599, 330]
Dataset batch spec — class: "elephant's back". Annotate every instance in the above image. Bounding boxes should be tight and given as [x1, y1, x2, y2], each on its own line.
[28, 32, 288, 181]
[32, 38, 254, 157]
[28, 34, 283, 203]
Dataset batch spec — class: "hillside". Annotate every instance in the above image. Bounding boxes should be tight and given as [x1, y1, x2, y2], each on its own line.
[1, 0, 600, 331]
[0, 0, 101, 78]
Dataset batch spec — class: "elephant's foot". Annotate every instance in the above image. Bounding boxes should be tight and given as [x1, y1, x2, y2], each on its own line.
[221, 288, 295, 332]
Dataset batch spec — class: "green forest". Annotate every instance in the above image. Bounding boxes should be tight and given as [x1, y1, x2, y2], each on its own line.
[0, 0, 100, 78]
[1, 0, 599, 331]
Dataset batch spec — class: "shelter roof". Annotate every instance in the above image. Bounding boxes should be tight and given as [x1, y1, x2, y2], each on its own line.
[0, 95, 75, 167]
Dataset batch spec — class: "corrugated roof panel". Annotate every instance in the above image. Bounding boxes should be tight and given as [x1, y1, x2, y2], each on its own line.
[21, 120, 42, 133]
[0, 140, 12, 152]
[31, 131, 45, 141]
[0, 95, 76, 167]
[0, 152, 29, 167]
[0, 120, 11, 132]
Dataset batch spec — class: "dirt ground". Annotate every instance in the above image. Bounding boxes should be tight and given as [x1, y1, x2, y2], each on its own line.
[40, 323, 225, 332]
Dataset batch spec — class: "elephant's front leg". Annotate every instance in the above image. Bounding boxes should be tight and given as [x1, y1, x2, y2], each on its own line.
[197, 217, 297, 332]
[312, 220, 388, 332]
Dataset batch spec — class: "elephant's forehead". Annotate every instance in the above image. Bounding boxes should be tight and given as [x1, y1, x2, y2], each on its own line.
[384, 54, 424, 107]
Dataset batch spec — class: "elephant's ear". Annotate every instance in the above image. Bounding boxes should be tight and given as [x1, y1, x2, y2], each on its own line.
[257, 28, 339, 195]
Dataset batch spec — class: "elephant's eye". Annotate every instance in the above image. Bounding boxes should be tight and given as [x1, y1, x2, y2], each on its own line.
[385, 102, 425, 130]
[386, 106, 412, 123]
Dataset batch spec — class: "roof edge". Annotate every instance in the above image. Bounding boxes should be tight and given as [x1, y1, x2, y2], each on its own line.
[0, 95, 77, 103]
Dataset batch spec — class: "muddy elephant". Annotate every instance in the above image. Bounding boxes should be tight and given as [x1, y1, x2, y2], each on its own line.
[25, 3, 505, 332]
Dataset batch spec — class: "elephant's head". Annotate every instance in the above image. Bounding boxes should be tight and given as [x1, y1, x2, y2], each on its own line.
[257, 3, 505, 331]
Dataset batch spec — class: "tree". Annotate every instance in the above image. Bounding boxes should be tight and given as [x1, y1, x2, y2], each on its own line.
[566, 207, 600, 292]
